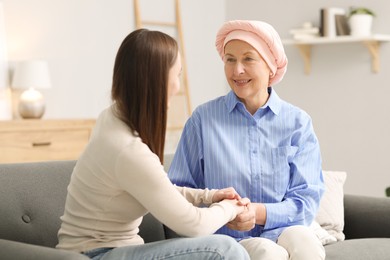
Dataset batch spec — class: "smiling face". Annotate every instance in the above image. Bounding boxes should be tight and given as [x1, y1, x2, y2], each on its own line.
[223, 40, 271, 114]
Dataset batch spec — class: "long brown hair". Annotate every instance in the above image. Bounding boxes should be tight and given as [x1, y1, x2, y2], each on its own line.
[111, 29, 178, 164]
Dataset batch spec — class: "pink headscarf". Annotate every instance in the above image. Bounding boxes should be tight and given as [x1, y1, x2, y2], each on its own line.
[215, 20, 287, 86]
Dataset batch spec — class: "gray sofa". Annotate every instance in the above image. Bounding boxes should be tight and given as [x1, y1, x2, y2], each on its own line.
[1, 160, 390, 260]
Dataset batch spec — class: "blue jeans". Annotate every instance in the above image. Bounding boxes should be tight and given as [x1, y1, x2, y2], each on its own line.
[83, 235, 249, 260]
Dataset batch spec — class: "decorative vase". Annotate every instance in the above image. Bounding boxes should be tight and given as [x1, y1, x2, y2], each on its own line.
[349, 14, 373, 37]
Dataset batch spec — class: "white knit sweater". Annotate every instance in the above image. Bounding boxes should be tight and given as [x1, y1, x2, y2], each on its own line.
[56, 106, 237, 253]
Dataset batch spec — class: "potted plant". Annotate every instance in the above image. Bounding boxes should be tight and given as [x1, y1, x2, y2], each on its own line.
[349, 7, 376, 37]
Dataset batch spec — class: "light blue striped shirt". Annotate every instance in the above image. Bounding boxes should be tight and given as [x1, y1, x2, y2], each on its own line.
[168, 89, 324, 241]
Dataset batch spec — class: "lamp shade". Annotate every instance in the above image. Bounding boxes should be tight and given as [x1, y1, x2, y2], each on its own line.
[12, 60, 51, 89]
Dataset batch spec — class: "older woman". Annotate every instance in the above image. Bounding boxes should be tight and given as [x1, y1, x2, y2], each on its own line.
[169, 20, 325, 259]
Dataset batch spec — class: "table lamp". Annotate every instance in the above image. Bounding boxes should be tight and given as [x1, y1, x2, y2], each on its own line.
[11, 60, 51, 119]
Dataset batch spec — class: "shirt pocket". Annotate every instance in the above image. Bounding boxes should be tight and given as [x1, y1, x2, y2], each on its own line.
[267, 146, 299, 193]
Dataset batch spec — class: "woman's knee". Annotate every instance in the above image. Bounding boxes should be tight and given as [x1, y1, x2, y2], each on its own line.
[102, 235, 249, 260]
[240, 237, 288, 260]
[205, 235, 249, 259]
[278, 225, 325, 260]
[279, 225, 318, 245]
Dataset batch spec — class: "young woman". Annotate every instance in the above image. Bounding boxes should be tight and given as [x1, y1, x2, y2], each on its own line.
[56, 29, 250, 260]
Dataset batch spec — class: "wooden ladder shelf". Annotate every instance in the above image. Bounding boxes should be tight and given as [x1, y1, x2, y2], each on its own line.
[133, 0, 192, 132]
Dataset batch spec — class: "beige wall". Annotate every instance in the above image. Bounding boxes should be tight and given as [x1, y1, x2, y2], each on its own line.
[226, 0, 390, 197]
[2, 0, 389, 197]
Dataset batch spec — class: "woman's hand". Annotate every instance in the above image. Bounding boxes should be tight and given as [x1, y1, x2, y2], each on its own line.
[227, 202, 256, 231]
[212, 187, 242, 203]
[222, 197, 251, 215]
[213, 187, 251, 219]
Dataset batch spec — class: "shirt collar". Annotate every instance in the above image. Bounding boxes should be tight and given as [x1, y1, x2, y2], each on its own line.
[224, 87, 281, 115]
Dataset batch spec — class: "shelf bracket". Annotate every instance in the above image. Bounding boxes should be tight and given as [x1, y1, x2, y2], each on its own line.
[295, 44, 311, 75]
[363, 41, 380, 73]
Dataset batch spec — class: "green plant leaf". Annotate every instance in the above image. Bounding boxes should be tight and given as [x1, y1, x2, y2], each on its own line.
[349, 7, 376, 17]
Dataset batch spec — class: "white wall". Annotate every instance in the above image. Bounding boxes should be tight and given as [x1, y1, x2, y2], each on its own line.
[226, 0, 390, 197]
[2, 0, 227, 119]
[2, 0, 389, 197]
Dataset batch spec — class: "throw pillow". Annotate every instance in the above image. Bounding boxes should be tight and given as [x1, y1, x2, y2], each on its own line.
[315, 170, 347, 242]
[310, 220, 337, 245]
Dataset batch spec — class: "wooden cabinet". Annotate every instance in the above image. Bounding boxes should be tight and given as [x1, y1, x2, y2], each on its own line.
[0, 119, 95, 163]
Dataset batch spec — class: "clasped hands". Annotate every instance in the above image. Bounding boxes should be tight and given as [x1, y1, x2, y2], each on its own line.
[212, 187, 256, 231]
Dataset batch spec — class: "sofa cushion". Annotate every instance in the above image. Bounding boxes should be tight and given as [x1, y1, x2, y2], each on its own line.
[315, 171, 347, 241]
[325, 238, 390, 260]
[343, 194, 390, 239]
[310, 220, 337, 245]
[0, 160, 77, 248]
[0, 160, 167, 248]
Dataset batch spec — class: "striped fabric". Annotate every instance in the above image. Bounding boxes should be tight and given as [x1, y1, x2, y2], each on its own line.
[168, 89, 324, 242]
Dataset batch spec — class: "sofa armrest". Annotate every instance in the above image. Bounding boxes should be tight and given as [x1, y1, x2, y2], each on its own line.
[344, 194, 390, 239]
[0, 239, 89, 260]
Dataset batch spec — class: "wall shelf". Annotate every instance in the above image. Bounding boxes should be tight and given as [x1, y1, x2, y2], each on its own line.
[283, 34, 390, 74]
